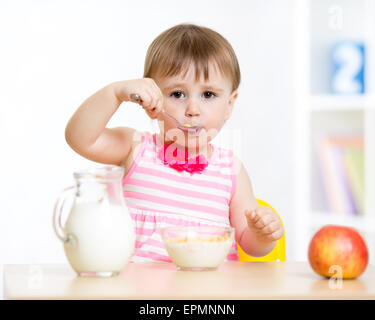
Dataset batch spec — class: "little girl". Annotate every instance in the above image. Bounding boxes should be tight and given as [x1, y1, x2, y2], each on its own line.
[65, 23, 284, 262]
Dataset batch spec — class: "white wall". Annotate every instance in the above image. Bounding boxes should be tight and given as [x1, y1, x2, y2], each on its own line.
[0, 0, 294, 297]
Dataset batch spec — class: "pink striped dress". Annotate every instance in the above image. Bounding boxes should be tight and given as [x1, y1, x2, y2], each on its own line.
[122, 131, 239, 262]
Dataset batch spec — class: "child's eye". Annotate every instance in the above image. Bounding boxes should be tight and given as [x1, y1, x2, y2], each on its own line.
[170, 91, 185, 99]
[203, 91, 216, 99]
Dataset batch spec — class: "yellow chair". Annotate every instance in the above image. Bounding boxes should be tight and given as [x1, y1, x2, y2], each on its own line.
[237, 199, 285, 262]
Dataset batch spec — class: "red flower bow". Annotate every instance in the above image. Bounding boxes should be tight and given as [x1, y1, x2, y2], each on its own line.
[157, 144, 209, 174]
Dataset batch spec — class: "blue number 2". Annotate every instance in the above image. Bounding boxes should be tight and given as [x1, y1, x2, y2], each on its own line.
[331, 42, 365, 94]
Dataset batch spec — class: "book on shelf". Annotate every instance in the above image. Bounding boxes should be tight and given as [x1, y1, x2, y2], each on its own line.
[343, 148, 365, 214]
[315, 134, 364, 216]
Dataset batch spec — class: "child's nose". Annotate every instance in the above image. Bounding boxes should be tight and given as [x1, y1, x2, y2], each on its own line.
[185, 99, 201, 117]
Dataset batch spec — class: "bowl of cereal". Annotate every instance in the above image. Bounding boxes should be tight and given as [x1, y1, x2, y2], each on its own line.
[161, 226, 235, 271]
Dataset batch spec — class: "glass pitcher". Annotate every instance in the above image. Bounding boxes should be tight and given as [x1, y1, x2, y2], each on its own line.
[53, 165, 135, 277]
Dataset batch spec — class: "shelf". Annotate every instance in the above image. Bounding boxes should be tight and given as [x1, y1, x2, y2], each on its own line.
[309, 94, 375, 111]
[310, 211, 375, 233]
[293, 0, 375, 262]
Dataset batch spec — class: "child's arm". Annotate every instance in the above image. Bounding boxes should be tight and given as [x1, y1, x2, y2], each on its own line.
[229, 157, 284, 257]
[65, 78, 163, 165]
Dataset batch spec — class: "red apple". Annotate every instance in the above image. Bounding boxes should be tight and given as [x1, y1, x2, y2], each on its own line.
[308, 225, 369, 279]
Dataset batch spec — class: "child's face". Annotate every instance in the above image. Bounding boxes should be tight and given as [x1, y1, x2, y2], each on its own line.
[154, 61, 238, 149]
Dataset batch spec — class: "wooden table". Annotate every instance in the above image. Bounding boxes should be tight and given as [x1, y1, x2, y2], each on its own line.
[3, 262, 375, 300]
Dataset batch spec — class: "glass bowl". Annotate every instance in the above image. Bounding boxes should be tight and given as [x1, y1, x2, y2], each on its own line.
[161, 226, 235, 271]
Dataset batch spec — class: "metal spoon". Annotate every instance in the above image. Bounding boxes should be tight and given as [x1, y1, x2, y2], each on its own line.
[130, 93, 202, 134]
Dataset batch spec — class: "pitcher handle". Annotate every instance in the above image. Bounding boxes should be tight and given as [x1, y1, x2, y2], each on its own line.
[53, 186, 75, 242]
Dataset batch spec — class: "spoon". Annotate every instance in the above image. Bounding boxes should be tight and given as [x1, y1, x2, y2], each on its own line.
[130, 93, 202, 134]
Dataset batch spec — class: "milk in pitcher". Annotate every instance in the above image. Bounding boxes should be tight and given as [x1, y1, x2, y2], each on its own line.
[53, 165, 135, 277]
[64, 201, 135, 276]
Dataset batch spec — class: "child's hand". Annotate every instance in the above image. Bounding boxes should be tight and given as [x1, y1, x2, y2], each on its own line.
[114, 78, 163, 119]
[245, 207, 284, 242]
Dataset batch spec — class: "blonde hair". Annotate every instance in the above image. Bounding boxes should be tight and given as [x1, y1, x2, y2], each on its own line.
[144, 24, 240, 92]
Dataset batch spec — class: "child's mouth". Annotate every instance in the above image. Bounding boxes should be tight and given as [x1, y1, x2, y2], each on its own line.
[161, 111, 202, 135]
[179, 124, 203, 135]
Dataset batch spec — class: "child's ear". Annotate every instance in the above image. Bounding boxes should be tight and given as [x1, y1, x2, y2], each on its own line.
[224, 90, 238, 121]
